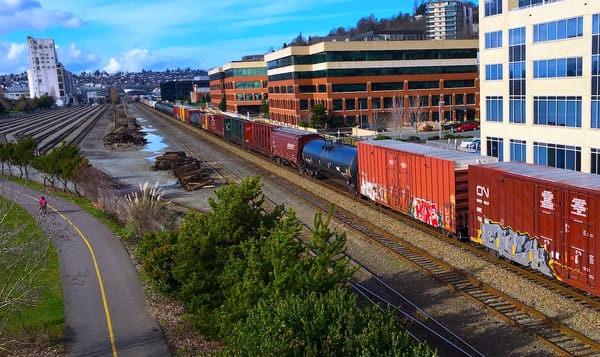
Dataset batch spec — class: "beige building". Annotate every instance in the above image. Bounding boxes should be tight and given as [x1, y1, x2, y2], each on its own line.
[479, 0, 600, 174]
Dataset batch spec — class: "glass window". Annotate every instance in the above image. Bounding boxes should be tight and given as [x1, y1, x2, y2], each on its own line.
[486, 96, 503, 122]
[509, 99, 526, 123]
[592, 148, 600, 175]
[534, 142, 581, 171]
[592, 99, 600, 128]
[345, 98, 356, 110]
[486, 137, 504, 161]
[510, 139, 526, 162]
[333, 99, 343, 111]
[485, 0, 502, 17]
[371, 97, 381, 109]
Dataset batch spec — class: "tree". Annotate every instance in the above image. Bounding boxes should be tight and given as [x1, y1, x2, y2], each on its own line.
[9, 136, 36, 179]
[0, 190, 52, 346]
[219, 98, 227, 111]
[259, 99, 269, 118]
[32, 142, 89, 193]
[173, 177, 284, 334]
[310, 103, 327, 128]
[225, 288, 435, 356]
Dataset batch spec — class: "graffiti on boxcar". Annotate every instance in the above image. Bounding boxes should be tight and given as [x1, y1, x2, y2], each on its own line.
[360, 176, 387, 203]
[478, 217, 554, 277]
[409, 197, 442, 228]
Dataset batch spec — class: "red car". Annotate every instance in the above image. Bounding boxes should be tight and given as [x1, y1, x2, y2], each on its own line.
[455, 121, 479, 132]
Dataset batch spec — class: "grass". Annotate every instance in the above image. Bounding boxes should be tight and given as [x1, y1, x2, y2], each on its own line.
[0, 195, 64, 349]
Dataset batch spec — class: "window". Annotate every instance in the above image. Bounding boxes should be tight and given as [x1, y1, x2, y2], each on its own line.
[534, 57, 582, 78]
[592, 148, 600, 175]
[533, 96, 581, 127]
[485, 0, 502, 17]
[486, 96, 503, 122]
[485, 64, 503, 80]
[534, 17, 583, 42]
[486, 137, 504, 161]
[534, 142, 581, 171]
[509, 99, 526, 123]
[371, 98, 381, 109]
[333, 99, 343, 111]
[592, 100, 600, 128]
[345, 98, 356, 110]
[510, 139, 526, 162]
[485, 31, 503, 49]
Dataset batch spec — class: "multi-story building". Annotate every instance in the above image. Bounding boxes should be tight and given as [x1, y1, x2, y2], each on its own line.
[479, 0, 600, 174]
[26, 36, 74, 106]
[264, 40, 479, 128]
[208, 56, 268, 115]
[426, 1, 474, 40]
[160, 76, 209, 103]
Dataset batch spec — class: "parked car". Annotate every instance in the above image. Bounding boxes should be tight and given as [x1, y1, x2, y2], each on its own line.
[455, 121, 479, 132]
[460, 138, 480, 149]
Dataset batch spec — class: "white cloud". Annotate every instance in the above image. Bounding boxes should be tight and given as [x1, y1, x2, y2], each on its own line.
[0, 0, 81, 33]
[0, 41, 29, 74]
[103, 49, 153, 73]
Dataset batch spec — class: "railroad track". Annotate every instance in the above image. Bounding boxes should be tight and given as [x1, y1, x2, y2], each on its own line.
[134, 103, 600, 355]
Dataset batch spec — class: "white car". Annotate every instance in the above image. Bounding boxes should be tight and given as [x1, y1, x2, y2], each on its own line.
[460, 138, 480, 149]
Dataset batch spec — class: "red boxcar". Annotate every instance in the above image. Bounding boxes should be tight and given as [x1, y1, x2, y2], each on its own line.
[271, 127, 321, 167]
[469, 162, 600, 296]
[357, 140, 496, 236]
[205, 114, 224, 137]
[245, 120, 278, 156]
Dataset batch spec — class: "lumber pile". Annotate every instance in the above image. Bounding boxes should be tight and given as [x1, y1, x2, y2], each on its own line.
[152, 151, 212, 190]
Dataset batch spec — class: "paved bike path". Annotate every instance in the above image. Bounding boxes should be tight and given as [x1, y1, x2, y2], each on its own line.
[4, 181, 171, 357]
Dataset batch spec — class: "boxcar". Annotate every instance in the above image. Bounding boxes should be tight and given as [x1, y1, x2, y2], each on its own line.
[224, 116, 249, 146]
[246, 120, 277, 156]
[206, 114, 225, 137]
[172, 104, 201, 125]
[468, 162, 600, 296]
[357, 140, 497, 236]
[302, 139, 358, 190]
[271, 128, 321, 167]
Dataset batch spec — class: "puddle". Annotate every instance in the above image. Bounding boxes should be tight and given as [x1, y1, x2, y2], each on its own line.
[139, 122, 168, 160]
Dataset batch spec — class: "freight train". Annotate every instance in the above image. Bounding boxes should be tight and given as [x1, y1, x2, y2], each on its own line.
[140, 98, 600, 297]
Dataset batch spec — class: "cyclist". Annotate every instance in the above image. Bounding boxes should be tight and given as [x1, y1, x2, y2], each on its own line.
[39, 196, 47, 217]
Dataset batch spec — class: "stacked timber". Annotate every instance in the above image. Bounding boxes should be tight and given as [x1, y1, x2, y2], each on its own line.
[152, 151, 212, 190]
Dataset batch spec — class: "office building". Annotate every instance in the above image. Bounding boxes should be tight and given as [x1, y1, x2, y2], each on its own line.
[264, 39, 479, 128]
[208, 57, 268, 115]
[26, 36, 74, 106]
[479, 0, 600, 174]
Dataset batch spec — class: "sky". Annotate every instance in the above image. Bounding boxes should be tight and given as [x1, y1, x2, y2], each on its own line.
[0, 0, 414, 75]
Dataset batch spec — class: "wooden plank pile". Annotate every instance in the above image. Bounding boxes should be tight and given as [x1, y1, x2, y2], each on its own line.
[152, 151, 212, 190]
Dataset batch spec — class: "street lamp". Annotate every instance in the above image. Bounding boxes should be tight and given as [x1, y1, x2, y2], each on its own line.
[438, 100, 444, 140]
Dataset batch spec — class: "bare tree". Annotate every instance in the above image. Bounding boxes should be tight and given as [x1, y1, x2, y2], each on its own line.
[0, 183, 51, 350]
[389, 95, 406, 139]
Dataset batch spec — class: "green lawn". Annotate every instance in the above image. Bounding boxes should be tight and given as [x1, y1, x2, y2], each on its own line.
[0, 195, 64, 349]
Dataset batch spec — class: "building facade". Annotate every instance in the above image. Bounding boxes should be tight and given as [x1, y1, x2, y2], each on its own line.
[479, 0, 600, 174]
[26, 36, 74, 106]
[426, 1, 473, 40]
[264, 40, 479, 128]
[208, 57, 268, 115]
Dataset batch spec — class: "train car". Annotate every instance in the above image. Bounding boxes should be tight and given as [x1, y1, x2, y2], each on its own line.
[468, 162, 600, 296]
[357, 140, 497, 236]
[172, 104, 201, 125]
[245, 120, 278, 156]
[302, 139, 358, 190]
[154, 102, 173, 115]
[271, 127, 321, 167]
[224, 116, 250, 146]
[206, 114, 225, 137]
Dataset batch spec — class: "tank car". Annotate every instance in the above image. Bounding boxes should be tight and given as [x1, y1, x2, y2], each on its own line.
[469, 161, 600, 296]
[357, 140, 497, 237]
[301, 139, 358, 191]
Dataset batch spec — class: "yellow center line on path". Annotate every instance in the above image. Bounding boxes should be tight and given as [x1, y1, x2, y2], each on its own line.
[27, 193, 118, 357]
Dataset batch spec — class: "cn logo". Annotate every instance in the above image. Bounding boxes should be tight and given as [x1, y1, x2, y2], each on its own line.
[476, 185, 490, 198]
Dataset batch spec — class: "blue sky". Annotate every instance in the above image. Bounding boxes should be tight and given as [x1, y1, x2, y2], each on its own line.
[0, 0, 414, 75]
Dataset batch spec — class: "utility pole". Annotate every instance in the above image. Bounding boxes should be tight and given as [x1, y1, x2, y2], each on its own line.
[438, 100, 444, 141]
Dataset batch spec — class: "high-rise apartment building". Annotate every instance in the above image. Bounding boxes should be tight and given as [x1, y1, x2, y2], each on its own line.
[26, 36, 74, 106]
[426, 1, 473, 40]
[479, 0, 600, 174]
